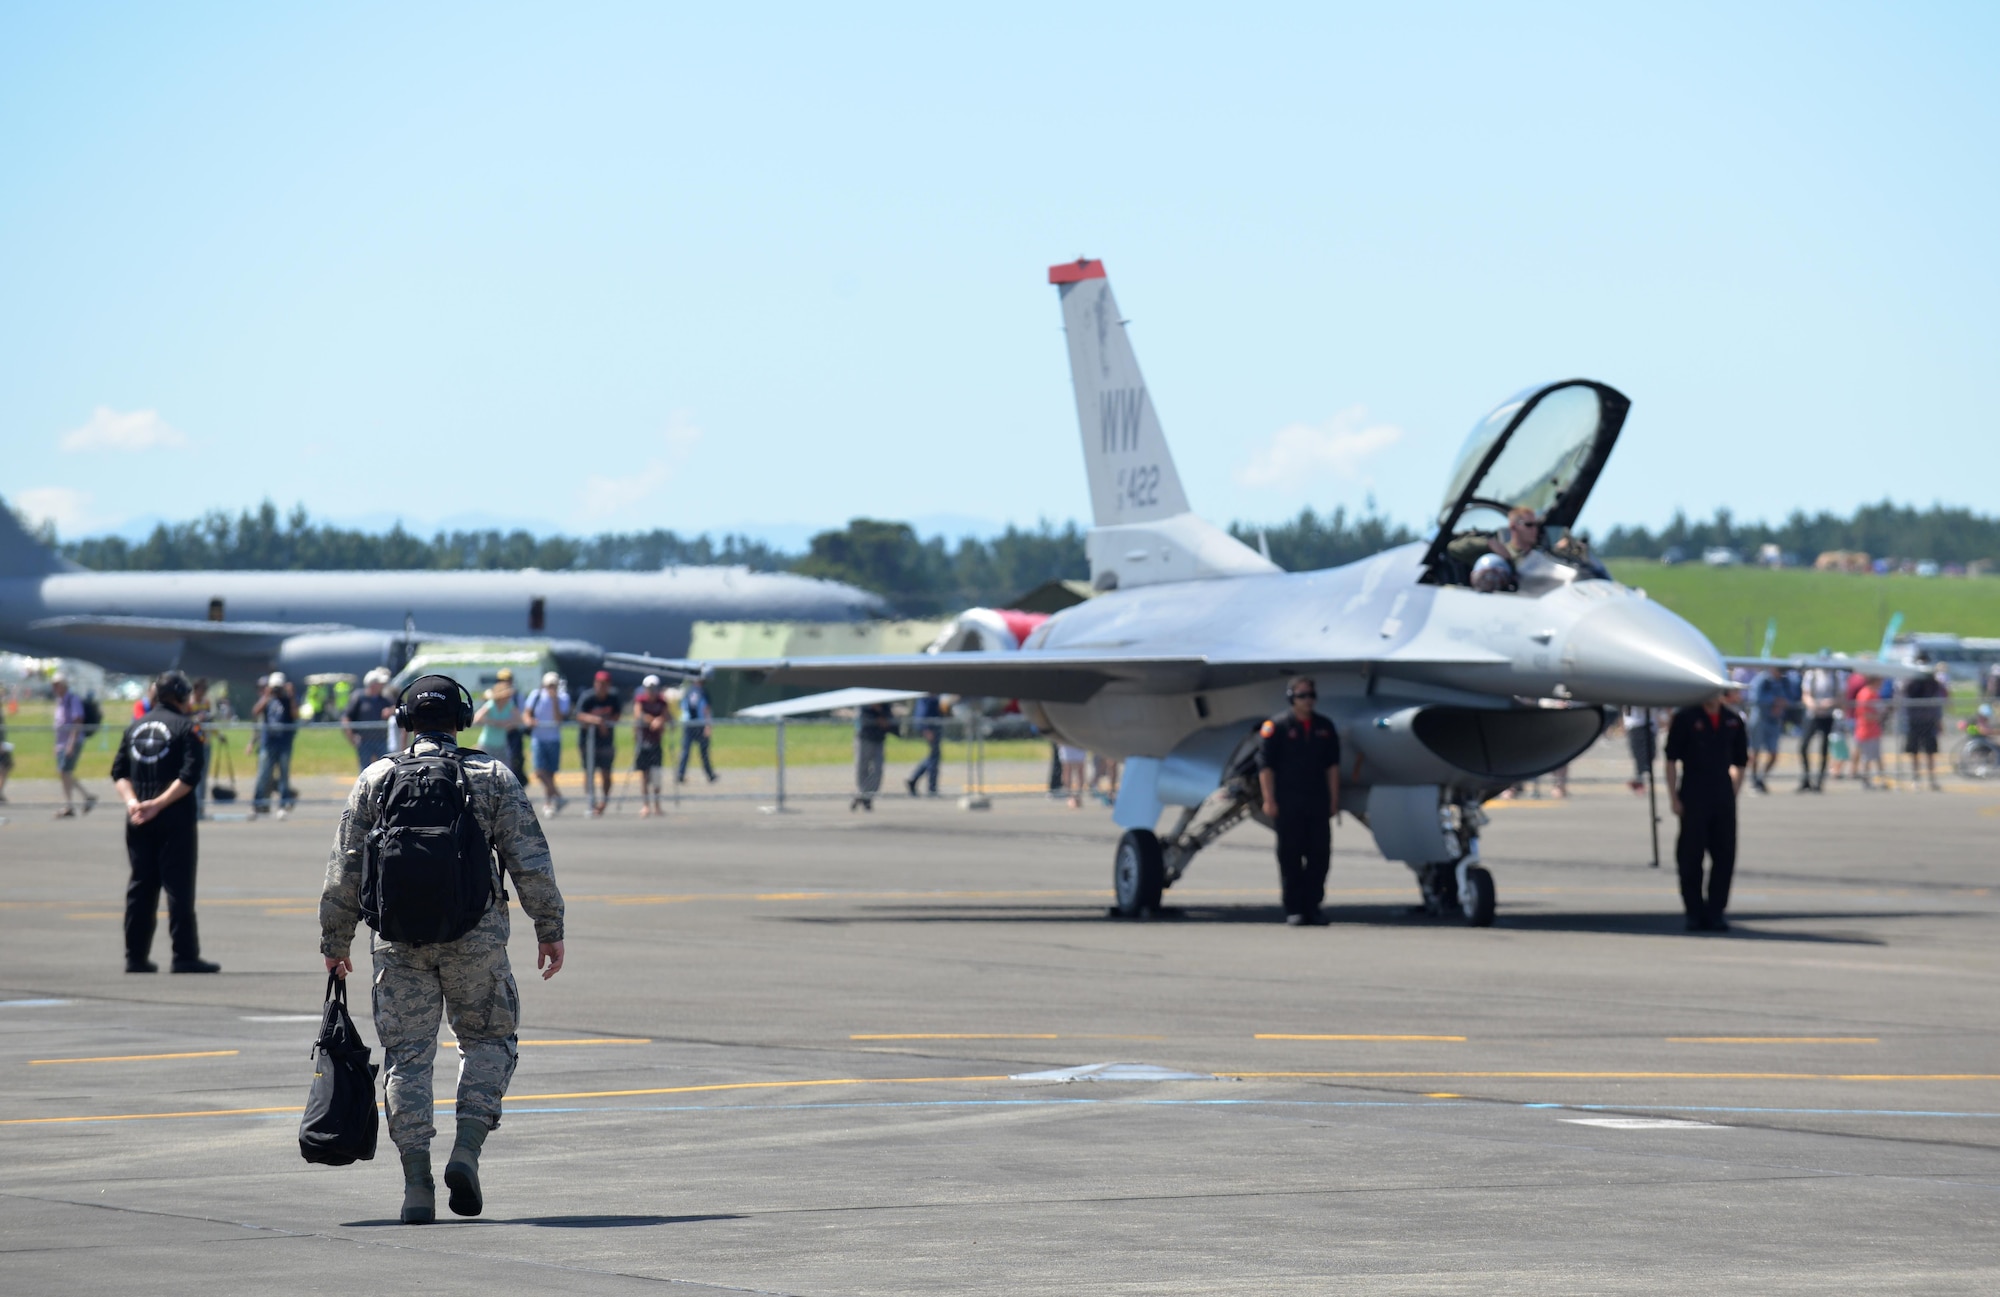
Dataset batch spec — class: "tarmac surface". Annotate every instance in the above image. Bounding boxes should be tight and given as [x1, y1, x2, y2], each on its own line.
[3, 772, 1999, 1293]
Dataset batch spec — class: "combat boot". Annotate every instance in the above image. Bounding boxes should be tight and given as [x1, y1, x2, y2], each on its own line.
[443, 1118, 487, 1217]
[399, 1149, 435, 1225]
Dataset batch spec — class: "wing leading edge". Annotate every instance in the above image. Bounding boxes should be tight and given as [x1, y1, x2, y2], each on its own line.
[604, 646, 1512, 704]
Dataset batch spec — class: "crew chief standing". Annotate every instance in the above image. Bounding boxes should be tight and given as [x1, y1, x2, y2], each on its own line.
[1258, 677, 1341, 926]
[1665, 689, 1749, 932]
[111, 670, 219, 973]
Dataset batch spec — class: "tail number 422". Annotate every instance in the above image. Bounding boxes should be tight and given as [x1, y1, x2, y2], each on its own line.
[1117, 464, 1160, 511]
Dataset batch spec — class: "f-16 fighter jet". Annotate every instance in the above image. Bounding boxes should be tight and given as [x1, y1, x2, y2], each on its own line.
[613, 259, 1732, 924]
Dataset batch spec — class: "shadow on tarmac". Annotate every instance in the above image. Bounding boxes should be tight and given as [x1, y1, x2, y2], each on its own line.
[340, 1214, 742, 1229]
[777, 902, 1932, 944]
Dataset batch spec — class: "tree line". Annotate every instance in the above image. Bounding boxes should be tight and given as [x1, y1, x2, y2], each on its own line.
[1595, 502, 2000, 565]
[21, 498, 1422, 614]
[20, 496, 1994, 615]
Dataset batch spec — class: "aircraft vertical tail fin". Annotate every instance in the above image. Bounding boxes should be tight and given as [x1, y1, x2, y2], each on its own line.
[1050, 259, 1192, 528]
[0, 497, 70, 577]
[1048, 259, 1278, 590]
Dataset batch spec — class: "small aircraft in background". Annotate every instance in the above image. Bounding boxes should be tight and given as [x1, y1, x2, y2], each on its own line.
[615, 258, 1734, 925]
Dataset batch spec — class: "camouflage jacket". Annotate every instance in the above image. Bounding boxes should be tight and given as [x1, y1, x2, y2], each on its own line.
[320, 736, 565, 955]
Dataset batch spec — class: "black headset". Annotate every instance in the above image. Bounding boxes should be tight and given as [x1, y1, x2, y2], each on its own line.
[395, 674, 476, 731]
[155, 670, 192, 707]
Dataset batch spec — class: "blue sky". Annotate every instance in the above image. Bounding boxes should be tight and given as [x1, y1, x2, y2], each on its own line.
[3, 3, 1994, 547]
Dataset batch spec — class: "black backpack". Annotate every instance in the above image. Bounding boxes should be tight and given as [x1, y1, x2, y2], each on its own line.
[359, 745, 498, 945]
[79, 694, 103, 740]
[298, 972, 378, 1165]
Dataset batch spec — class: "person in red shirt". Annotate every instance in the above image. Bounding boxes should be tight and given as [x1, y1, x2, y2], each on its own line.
[1852, 680, 1885, 789]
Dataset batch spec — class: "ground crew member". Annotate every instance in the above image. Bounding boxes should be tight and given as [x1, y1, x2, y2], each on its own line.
[111, 670, 218, 973]
[1665, 689, 1749, 932]
[1258, 677, 1342, 926]
[319, 674, 566, 1225]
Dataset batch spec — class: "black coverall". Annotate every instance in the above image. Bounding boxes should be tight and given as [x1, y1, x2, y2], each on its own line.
[1259, 710, 1341, 918]
[109, 708, 209, 965]
[1665, 703, 1748, 925]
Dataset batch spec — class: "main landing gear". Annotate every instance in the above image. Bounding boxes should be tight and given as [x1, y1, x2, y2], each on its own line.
[1109, 756, 1263, 919]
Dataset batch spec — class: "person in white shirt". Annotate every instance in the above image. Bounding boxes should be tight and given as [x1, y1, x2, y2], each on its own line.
[523, 672, 571, 814]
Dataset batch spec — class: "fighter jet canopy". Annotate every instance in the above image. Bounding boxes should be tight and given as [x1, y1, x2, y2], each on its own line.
[1432, 379, 1629, 536]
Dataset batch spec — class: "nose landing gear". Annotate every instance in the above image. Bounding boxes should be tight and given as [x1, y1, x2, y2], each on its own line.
[1414, 800, 1495, 926]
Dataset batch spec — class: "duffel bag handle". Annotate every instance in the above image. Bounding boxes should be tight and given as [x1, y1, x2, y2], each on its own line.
[324, 969, 348, 1007]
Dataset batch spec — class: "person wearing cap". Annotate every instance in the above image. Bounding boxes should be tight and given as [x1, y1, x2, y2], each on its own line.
[632, 675, 671, 816]
[111, 670, 217, 973]
[472, 671, 522, 774]
[319, 673, 566, 1225]
[342, 669, 398, 771]
[495, 668, 527, 781]
[250, 671, 299, 819]
[523, 671, 570, 815]
[575, 670, 623, 816]
[1257, 676, 1342, 926]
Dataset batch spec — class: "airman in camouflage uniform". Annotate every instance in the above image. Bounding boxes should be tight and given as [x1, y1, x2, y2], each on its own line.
[320, 677, 566, 1225]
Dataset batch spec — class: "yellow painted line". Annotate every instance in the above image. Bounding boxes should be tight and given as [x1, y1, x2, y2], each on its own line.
[1256, 1034, 1467, 1042]
[504, 1075, 1012, 1102]
[30, 1050, 239, 1066]
[1425, 1092, 1462, 1098]
[1667, 1037, 1879, 1044]
[0, 897, 316, 911]
[1220, 1071, 2000, 1081]
[64, 912, 123, 920]
[850, 1034, 1168, 1041]
[439, 1038, 651, 1048]
[0, 1103, 304, 1126]
[0, 1075, 1011, 1126]
[756, 892, 831, 901]
[855, 1033, 1056, 1040]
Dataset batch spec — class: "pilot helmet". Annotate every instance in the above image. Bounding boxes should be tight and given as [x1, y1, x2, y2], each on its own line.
[1470, 552, 1517, 593]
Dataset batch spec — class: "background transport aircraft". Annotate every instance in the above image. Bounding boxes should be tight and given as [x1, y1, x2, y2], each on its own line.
[615, 259, 1735, 925]
[0, 509, 883, 699]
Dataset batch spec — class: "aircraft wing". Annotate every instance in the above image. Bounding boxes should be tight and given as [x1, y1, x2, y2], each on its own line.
[29, 615, 355, 656]
[735, 687, 925, 719]
[1724, 654, 1931, 682]
[605, 648, 1512, 704]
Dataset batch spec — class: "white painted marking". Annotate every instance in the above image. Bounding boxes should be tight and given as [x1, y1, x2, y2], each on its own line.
[1562, 1117, 1729, 1130]
[1010, 1062, 1225, 1083]
[0, 999, 71, 1008]
[241, 1014, 321, 1022]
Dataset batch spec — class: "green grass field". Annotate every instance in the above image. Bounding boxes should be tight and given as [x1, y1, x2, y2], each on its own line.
[0, 701, 1046, 784]
[1607, 560, 2000, 657]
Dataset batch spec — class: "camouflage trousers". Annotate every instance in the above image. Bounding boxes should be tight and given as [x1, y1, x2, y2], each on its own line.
[371, 902, 520, 1154]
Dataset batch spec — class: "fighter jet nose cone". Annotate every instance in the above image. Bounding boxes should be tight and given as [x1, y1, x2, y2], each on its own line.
[1563, 596, 1730, 706]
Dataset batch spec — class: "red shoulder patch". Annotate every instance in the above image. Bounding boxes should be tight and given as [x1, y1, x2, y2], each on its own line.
[1259, 720, 1275, 738]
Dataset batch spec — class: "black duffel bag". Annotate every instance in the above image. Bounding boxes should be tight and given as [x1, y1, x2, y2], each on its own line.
[298, 972, 379, 1165]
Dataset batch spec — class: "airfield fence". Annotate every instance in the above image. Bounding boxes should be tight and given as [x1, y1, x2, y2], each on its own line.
[1, 696, 1990, 816]
[0, 714, 1058, 814]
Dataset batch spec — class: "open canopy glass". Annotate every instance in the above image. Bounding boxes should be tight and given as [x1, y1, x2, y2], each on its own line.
[1423, 378, 1630, 581]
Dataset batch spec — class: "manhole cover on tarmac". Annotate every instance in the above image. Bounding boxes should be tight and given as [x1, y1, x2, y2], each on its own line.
[1009, 1062, 1227, 1082]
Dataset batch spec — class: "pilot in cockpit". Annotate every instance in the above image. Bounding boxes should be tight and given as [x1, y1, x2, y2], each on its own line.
[1444, 506, 1542, 584]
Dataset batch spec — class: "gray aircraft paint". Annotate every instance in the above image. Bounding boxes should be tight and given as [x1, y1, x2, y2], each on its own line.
[0, 507, 883, 685]
[610, 258, 1732, 917]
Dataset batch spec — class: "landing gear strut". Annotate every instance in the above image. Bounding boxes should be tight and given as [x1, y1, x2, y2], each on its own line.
[1108, 752, 1262, 919]
[1415, 800, 1495, 926]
